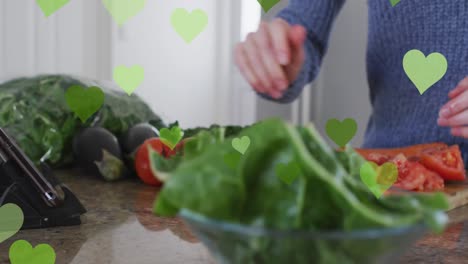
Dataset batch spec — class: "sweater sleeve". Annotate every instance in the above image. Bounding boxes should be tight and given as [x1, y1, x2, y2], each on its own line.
[259, 0, 345, 103]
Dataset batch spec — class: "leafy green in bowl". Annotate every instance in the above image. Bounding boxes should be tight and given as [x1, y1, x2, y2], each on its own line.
[153, 118, 449, 263]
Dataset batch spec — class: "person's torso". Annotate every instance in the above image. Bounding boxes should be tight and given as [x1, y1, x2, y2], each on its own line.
[363, 0, 468, 161]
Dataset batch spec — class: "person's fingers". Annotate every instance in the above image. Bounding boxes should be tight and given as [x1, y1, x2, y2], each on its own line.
[449, 77, 468, 99]
[269, 19, 291, 66]
[286, 25, 307, 82]
[234, 43, 264, 93]
[243, 33, 274, 91]
[255, 23, 289, 93]
[234, 20, 307, 99]
[439, 89, 468, 118]
[451, 126, 468, 138]
[289, 25, 307, 48]
[438, 109, 468, 127]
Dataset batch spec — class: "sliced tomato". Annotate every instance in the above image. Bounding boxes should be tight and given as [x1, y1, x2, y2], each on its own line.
[422, 170, 445, 191]
[420, 145, 466, 181]
[391, 154, 444, 191]
[365, 152, 392, 165]
[356, 143, 461, 190]
[392, 154, 426, 191]
[135, 138, 166, 186]
[135, 137, 187, 186]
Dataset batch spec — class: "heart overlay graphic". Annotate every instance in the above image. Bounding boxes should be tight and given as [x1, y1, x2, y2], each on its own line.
[160, 126, 184, 150]
[390, 0, 401, 7]
[0, 203, 24, 244]
[403, 49, 448, 95]
[325, 118, 357, 147]
[257, 0, 280, 13]
[171, 8, 208, 43]
[36, 0, 70, 17]
[65, 85, 105, 123]
[9, 240, 56, 264]
[102, 0, 146, 26]
[231, 136, 251, 155]
[113, 65, 145, 95]
[275, 161, 301, 185]
[360, 161, 398, 198]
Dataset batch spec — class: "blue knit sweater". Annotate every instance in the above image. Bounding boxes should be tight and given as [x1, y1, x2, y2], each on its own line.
[271, 0, 468, 162]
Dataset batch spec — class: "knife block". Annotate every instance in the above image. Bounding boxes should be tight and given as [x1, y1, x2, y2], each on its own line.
[0, 161, 86, 229]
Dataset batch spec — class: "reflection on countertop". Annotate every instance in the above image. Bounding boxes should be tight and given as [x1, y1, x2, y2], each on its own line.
[0, 170, 214, 264]
[404, 204, 468, 263]
[1, 170, 468, 264]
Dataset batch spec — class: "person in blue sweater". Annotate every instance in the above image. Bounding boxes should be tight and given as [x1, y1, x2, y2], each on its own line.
[234, 0, 468, 162]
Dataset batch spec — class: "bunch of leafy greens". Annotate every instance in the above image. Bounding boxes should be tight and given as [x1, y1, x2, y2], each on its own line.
[154, 118, 449, 264]
[0, 75, 165, 166]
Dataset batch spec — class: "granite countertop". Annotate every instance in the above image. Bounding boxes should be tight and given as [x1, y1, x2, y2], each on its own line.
[1, 170, 468, 264]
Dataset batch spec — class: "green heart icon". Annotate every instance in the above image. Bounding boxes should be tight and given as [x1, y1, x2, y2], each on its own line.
[102, 0, 146, 26]
[223, 152, 242, 170]
[36, 0, 70, 17]
[0, 204, 24, 243]
[325, 118, 357, 147]
[171, 8, 208, 43]
[9, 240, 56, 264]
[275, 161, 301, 185]
[257, 0, 280, 12]
[232, 136, 251, 155]
[65, 85, 105, 123]
[403, 49, 448, 95]
[390, 0, 401, 7]
[360, 162, 398, 198]
[160, 126, 184, 150]
[113, 65, 144, 95]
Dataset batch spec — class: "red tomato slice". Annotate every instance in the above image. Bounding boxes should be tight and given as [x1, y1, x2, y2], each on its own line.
[391, 154, 444, 191]
[392, 154, 426, 191]
[420, 145, 466, 181]
[365, 153, 392, 165]
[135, 138, 186, 186]
[135, 138, 166, 186]
[422, 169, 445, 191]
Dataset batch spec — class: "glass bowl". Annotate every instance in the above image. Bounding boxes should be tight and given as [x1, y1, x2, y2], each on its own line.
[179, 209, 427, 264]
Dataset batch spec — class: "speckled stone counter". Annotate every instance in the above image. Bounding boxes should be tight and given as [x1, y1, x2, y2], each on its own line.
[1, 170, 467, 264]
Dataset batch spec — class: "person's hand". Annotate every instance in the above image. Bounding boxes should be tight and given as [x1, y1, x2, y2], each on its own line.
[437, 77, 468, 137]
[234, 18, 307, 99]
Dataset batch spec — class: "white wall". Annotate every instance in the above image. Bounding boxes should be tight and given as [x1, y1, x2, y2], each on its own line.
[0, 0, 111, 81]
[111, 1, 230, 128]
[0, 0, 238, 129]
[0, 0, 371, 135]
